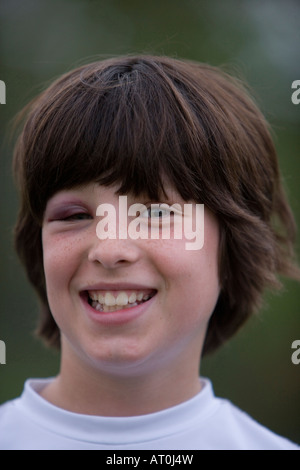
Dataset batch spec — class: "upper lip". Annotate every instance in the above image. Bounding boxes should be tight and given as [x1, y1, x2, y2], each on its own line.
[81, 282, 157, 292]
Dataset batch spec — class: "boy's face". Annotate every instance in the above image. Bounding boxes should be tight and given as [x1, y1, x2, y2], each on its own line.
[42, 183, 220, 377]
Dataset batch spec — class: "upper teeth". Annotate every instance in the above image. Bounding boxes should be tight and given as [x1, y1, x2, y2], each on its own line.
[88, 291, 151, 307]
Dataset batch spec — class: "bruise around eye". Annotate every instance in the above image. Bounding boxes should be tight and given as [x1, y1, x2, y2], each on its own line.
[61, 212, 93, 221]
[45, 209, 93, 222]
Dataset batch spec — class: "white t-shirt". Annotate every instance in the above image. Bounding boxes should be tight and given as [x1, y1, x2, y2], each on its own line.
[0, 377, 298, 450]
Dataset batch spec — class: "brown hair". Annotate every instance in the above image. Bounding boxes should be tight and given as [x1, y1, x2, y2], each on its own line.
[13, 54, 300, 355]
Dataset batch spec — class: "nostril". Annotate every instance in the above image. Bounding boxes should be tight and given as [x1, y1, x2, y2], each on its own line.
[88, 240, 141, 268]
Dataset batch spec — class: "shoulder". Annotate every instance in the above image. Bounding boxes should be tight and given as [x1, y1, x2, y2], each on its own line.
[0, 379, 54, 450]
[0, 398, 21, 449]
[212, 397, 299, 450]
[0, 398, 17, 419]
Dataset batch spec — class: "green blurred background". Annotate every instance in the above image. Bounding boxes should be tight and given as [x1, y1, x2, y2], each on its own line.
[0, 0, 299, 444]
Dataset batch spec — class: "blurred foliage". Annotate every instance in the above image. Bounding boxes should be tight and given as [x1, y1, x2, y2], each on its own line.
[0, 0, 299, 443]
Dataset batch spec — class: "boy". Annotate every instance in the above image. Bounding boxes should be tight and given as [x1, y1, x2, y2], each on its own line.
[0, 55, 299, 450]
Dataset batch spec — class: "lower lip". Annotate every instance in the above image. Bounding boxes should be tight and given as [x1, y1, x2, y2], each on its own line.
[80, 293, 156, 326]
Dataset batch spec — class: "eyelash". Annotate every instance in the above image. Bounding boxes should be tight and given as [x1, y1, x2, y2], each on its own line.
[143, 206, 173, 218]
[60, 212, 93, 221]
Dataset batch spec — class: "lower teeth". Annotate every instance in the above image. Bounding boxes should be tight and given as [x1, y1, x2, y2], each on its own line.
[90, 300, 140, 312]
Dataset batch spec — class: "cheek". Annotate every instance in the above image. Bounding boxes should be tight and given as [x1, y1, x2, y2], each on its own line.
[42, 234, 81, 303]
[169, 251, 220, 307]
[158, 217, 220, 287]
[155, 220, 220, 319]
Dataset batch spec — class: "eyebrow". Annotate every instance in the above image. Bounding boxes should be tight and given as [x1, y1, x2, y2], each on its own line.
[46, 194, 87, 208]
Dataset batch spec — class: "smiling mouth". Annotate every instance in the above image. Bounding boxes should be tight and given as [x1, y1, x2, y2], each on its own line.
[86, 289, 157, 313]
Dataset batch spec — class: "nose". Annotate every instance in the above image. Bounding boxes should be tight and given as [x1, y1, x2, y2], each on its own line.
[88, 236, 141, 270]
